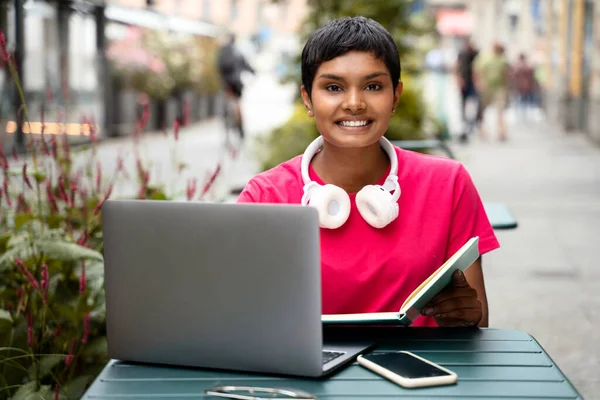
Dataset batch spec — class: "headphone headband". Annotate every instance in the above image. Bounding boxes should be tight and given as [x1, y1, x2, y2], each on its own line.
[301, 136, 399, 185]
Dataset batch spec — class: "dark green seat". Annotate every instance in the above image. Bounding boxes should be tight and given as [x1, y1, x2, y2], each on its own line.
[390, 139, 456, 159]
[484, 202, 518, 230]
[82, 328, 580, 399]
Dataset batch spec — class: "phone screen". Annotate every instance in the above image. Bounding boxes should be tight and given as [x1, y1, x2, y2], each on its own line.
[362, 352, 452, 379]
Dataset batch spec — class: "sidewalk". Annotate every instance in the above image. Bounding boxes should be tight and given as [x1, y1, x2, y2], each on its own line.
[453, 112, 600, 399]
[56, 72, 297, 203]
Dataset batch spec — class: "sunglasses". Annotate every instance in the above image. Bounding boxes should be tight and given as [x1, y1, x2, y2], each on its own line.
[204, 385, 318, 399]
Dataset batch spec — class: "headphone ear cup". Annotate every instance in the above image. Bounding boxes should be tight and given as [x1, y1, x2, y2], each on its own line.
[355, 185, 399, 228]
[307, 184, 351, 229]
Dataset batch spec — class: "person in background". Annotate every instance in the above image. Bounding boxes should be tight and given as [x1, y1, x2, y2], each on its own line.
[217, 33, 255, 140]
[455, 37, 479, 142]
[510, 53, 538, 121]
[473, 42, 510, 141]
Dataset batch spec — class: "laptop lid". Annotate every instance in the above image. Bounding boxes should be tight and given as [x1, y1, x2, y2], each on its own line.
[102, 200, 324, 376]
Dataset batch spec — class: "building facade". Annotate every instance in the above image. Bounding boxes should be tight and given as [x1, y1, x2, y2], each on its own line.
[0, 0, 307, 152]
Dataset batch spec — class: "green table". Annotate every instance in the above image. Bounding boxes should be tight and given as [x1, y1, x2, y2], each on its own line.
[484, 202, 518, 230]
[82, 327, 580, 399]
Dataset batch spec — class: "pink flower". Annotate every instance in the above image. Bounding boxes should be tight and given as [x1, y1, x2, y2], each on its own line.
[77, 230, 88, 247]
[22, 164, 33, 190]
[2, 177, 11, 207]
[46, 182, 58, 212]
[15, 259, 39, 290]
[15, 193, 31, 214]
[92, 183, 113, 215]
[79, 260, 86, 296]
[95, 161, 102, 193]
[65, 339, 76, 366]
[70, 183, 77, 207]
[53, 323, 62, 337]
[200, 164, 222, 199]
[81, 312, 90, 344]
[186, 178, 197, 201]
[41, 264, 49, 304]
[58, 176, 69, 203]
[0, 153, 8, 170]
[173, 119, 180, 141]
[26, 311, 34, 347]
[0, 31, 10, 62]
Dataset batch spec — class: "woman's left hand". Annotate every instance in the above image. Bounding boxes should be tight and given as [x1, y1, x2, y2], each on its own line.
[421, 270, 482, 327]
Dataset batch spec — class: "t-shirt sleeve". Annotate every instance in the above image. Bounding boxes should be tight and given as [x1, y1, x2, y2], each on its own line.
[236, 178, 263, 203]
[448, 164, 500, 258]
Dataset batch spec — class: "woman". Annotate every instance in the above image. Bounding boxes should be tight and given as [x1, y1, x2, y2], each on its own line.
[237, 16, 500, 328]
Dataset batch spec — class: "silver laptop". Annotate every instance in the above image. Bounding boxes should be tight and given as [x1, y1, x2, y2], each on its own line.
[101, 199, 372, 377]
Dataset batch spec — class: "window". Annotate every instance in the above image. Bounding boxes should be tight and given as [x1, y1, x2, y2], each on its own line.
[230, 0, 238, 22]
[202, 0, 210, 20]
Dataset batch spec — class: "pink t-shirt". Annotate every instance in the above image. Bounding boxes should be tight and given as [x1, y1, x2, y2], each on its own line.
[237, 146, 500, 327]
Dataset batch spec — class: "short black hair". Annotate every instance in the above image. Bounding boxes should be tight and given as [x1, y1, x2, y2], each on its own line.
[301, 16, 401, 99]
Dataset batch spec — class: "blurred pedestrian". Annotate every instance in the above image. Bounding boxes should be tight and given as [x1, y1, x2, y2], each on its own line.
[474, 42, 510, 141]
[217, 33, 255, 140]
[510, 53, 538, 122]
[454, 37, 479, 142]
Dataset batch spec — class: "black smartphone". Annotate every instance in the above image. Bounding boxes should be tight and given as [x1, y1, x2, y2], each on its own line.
[357, 351, 458, 388]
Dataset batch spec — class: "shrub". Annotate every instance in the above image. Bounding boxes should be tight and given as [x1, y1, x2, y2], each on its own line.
[0, 29, 224, 399]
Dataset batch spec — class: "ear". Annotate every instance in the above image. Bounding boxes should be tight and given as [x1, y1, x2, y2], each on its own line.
[393, 81, 403, 111]
[300, 85, 313, 115]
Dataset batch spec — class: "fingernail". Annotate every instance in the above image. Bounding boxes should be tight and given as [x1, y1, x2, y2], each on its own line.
[422, 308, 433, 316]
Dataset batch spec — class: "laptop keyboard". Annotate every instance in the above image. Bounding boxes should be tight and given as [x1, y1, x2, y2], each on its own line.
[322, 350, 345, 365]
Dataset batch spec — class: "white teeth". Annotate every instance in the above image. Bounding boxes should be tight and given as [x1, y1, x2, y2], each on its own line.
[339, 120, 369, 127]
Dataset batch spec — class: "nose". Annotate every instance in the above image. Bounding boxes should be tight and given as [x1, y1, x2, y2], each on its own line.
[342, 88, 366, 113]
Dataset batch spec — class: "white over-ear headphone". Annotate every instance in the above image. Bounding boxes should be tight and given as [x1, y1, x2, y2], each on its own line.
[300, 136, 401, 229]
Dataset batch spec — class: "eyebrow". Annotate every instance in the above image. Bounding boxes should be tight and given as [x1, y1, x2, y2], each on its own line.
[317, 72, 389, 81]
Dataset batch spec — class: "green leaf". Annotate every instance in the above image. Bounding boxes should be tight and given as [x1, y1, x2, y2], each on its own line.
[33, 170, 47, 184]
[11, 381, 53, 400]
[0, 238, 104, 271]
[0, 309, 13, 346]
[35, 240, 104, 263]
[0, 242, 34, 271]
[64, 374, 93, 400]
[0, 309, 13, 330]
[15, 213, 35, 231]
[81, 336, 107, 357]
[0, 233, 11, 253]
[46, 215, 65, 230]
[28, 355, 63, 380]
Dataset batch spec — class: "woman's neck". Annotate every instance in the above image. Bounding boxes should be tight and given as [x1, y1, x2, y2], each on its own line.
[311, 140, 390, 194]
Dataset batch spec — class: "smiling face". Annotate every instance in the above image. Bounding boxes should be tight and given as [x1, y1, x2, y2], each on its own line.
[301, 50, 403, 149]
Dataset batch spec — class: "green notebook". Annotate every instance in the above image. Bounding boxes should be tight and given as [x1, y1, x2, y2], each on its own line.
[321, 237, 480, 326]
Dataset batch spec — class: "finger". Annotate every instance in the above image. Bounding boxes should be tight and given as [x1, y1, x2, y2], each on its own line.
[431, 305, 481, 321]
[422, 297, 481, 317]
[425, 271, 472, 306]
[452, 270, 470, 288]
[424, 287, 479, 309]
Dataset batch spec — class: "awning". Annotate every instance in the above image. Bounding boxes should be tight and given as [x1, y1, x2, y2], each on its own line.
[105, 5, 223, 38]
[436, 9, 473, 36]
